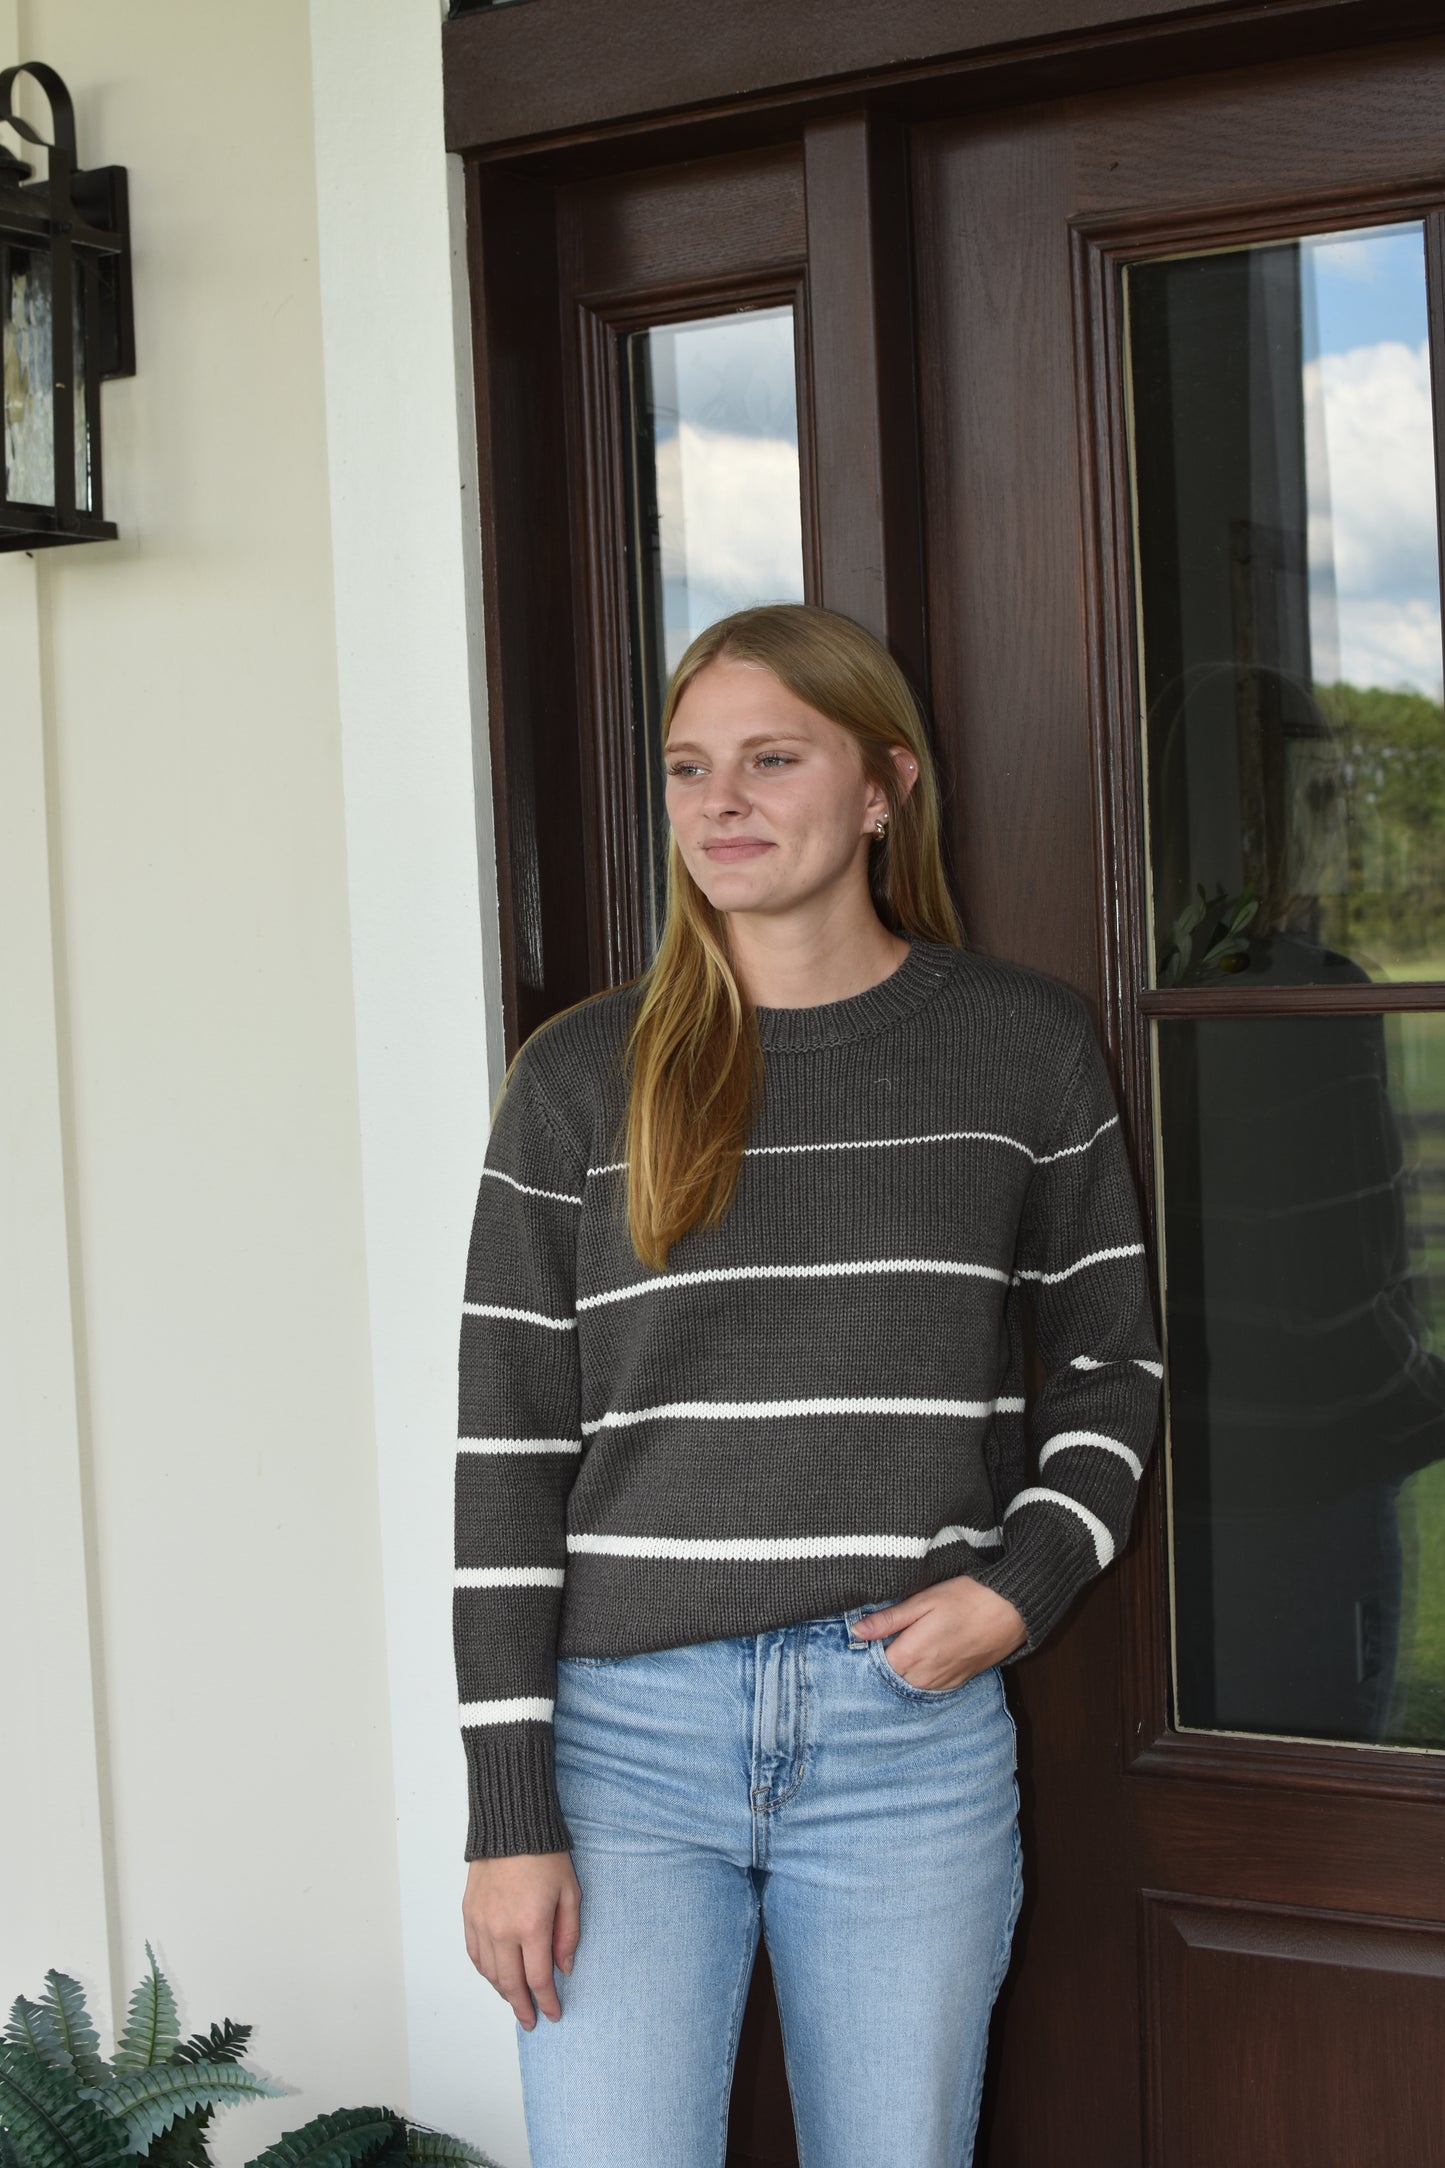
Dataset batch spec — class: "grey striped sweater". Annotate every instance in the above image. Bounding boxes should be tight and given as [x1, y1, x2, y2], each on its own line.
[454, 938, 1162, 1860]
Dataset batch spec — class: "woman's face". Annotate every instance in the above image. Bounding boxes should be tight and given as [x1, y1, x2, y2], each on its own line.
[664, 657, 912, 923]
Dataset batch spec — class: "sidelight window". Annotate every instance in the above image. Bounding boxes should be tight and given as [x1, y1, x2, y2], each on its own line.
[1125, 217, 1445, 1753]
[620, 305, 806, 957]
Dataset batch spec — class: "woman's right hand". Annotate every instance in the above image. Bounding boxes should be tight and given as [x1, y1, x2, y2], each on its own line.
[462, 1852, 582, 2028]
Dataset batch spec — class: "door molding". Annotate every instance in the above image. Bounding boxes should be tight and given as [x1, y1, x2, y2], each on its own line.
[443, 0, 1445, 162]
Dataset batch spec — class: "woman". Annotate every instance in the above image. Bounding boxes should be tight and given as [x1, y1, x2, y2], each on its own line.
[454, 603, 1161, 2166]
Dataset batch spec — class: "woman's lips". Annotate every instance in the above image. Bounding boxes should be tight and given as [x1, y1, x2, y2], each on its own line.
[704, 839, 774, 860]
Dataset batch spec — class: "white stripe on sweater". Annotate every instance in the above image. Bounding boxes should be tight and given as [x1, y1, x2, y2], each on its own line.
[1037, 1431, 1143, 1481]
[577, 1257, 1010, 1310]
[566, 1525, 1003, 1561]
[587, 1114, 1118, 1177]
[1013, 1243, 1145, 1286]
[482, 1166, 583, 1205]
[1003, 1486, 1115, 1568]
[460, 1696, 554, 1726]
[1070, 1354, 1164, 1377]
[462, 1301, 576, 1331]
[1035, 1116, 1121, 1164]
[580, 1393, 1025, 1436]
[458, 1436, 583, 1455]
[455, 1565, 567, 1587]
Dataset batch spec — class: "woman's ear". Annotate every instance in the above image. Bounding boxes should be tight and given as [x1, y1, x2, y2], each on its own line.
[888, 744, 921, 803]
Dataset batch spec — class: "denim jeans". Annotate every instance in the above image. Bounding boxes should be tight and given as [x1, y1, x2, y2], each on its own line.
[515, 1596, 1024, 2168]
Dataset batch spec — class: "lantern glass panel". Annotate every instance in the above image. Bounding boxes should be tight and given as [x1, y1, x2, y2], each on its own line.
[73, 270, 90, 511]
[4, 246, 55, 507]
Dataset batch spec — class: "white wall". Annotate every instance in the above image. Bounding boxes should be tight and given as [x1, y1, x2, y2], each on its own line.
[0, 0, 504, 2155]
[305, 0, 524, 2158]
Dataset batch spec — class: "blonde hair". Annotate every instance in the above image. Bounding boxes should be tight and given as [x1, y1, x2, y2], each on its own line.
[619, 603, 963, 1269]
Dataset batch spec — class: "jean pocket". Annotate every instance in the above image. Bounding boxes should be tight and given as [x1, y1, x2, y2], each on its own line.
[867, 1637, 995, 1704]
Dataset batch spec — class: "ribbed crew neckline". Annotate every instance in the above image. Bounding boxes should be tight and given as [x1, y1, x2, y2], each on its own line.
[751, 937, 958, 1052]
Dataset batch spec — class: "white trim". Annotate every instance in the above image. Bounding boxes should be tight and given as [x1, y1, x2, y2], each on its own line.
[309, 0, 515, 2136]
[1013, 1243, 1145, 1287]
[0, 480, 114, 2020]
[1035, 1114, 1120, 1164]
[580, 1393, 1023, 1436]
[586, 1116, 1119, 1178]
[1037, 1431, 1144, 1481]
[455, 1565, 566, 1588]
[457, 1436, 582, 1455]
[459, 1697, 555, 1726]
[749, 1128, 1036, 1161]
[1069, 1353, 1164, 1379]
[577, 1256, 1009, 1310]
[936, 1522, 1004, 1549]
[1003, 1487, 1115, 1568]
[461, 1301, 576, 1331]
[566, 1526, 1003, 1562]
[481, 1166, 582, 1206]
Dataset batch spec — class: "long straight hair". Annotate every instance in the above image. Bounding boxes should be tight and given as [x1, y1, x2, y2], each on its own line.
[621, 603, 964, 1269]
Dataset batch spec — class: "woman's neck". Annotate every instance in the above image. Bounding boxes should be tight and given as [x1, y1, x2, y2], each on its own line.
[725, 911, 912, 1011]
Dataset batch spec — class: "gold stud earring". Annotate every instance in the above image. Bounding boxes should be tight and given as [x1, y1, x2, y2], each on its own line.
[874, 816, 889, 837]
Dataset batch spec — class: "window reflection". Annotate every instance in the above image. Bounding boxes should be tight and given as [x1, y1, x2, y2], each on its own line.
[622, 306, 805, 955]
[1159, 1006, 1445, 1749]
[1127, 223, 1445, 985]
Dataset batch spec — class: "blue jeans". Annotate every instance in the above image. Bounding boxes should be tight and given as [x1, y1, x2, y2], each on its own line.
[515, 1597, 1024, 2168]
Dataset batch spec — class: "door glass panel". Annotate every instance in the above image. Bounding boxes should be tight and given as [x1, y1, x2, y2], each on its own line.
[621, 305, 805, 955]
[1125, 222, 1445, 986]
[1159, 1007, 1445, 1749]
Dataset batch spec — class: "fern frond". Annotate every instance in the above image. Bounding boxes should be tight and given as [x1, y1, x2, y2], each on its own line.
[82, 2064, 284, 2155]
[39, 1979, 109, 2090]
[136, 2103, 215, 2168]
[169, 2025, 250, 2069]
[0, 2044, 131, 2168]
[404, 2127, 505, 2168]
[4, 2001, 63, 2068]
[246, 2107, 408, 2168]
[1, 2119, 30, 2168]
[112, 1949, 179, 2073]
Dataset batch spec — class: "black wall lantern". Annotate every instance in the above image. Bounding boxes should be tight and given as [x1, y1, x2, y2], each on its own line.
[0, 62, 134, 550]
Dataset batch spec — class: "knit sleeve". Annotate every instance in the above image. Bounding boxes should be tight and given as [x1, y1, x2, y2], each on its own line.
[966, 1017, 1163, 1654]
[454, 1052, 584, 1861]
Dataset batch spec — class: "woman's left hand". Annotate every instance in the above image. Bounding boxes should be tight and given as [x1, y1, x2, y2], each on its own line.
[852, 1575, 1028, 1689]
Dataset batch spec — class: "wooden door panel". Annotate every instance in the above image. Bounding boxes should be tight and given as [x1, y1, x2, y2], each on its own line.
[1132, 1786, 1445, 1924]
[1144, 1896, 1445, 2168]
[557, 145, 805, 301]
[912, 31, 1445, 2166]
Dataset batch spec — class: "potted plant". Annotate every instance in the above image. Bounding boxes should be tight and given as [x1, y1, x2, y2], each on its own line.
[1, 1942, 506, 2168]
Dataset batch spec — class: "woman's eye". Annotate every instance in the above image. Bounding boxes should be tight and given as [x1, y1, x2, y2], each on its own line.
[663, 753, 794, 776]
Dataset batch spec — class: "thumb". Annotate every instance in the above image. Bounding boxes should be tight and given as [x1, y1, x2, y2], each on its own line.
[854, 1599, 915, 1639]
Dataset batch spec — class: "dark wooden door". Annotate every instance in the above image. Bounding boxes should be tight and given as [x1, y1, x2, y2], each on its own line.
[456, 25, 1445, 2165]
[909, 33, 1445, 2166]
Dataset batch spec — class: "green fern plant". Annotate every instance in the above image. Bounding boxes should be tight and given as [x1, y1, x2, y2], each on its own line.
[1, 1944, 505, 2168]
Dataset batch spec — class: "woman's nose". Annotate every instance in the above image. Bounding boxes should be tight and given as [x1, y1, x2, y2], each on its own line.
[699, 766, 749, 817]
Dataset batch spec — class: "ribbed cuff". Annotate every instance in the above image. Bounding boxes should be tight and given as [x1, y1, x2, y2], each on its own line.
[967, 1536, 1091, 1662]
[463, 1726, 574, 1861]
